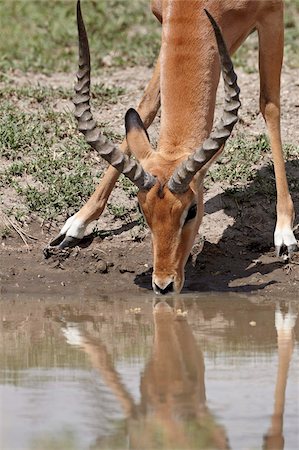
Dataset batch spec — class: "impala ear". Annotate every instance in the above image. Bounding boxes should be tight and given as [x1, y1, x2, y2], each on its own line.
[125, 108, 153, 161]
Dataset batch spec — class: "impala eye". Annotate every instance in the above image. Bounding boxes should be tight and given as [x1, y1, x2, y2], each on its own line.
[185, 204, 197, 224]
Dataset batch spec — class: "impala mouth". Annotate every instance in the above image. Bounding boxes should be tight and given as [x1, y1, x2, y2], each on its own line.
[153, 281, 174, 295]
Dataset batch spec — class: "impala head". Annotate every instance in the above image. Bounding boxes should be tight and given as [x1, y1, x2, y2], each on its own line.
[125, 109, 201, 294]
[75, 1, 240, 294]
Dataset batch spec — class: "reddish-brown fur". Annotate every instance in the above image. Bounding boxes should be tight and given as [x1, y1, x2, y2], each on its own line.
[53, 0, 296, 294]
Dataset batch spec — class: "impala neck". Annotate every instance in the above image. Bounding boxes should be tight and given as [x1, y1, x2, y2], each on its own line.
[158, 0, 221, 157]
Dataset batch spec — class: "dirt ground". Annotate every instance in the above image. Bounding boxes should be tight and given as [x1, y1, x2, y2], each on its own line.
[1, 66, 299, 300]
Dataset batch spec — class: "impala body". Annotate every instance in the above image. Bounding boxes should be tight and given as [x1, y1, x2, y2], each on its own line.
[49, 0, 297, 294]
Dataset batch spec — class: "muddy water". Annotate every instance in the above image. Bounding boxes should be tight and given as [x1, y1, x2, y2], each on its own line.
[0, 293, 298, 450]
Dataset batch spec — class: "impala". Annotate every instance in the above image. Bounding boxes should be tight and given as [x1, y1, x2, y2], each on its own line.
[49, 0, 297, 294]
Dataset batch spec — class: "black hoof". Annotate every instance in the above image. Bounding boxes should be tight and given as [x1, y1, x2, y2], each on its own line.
[287, 243, 298, 257]
[276, 245, 286, 258]
[48, 233, 66, 247]
[57, 235, 82, 249]
[43, 235, 82, 259]
[276, 243, 298, 261]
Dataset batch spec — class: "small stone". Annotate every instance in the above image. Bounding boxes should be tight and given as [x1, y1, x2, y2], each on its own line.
[51, 261, 61, 269]
[249, 321, 256, 326]
[176, 309, 188, 317]
[95, 260, 108, 274]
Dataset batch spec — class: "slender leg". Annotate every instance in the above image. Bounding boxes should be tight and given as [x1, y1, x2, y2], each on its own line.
[257, 8, 297, 257]
[263, 303, 296, 450]
[50, 56, 161, 248]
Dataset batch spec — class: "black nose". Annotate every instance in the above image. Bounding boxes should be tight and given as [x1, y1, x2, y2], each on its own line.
[154, 282, 174, 295]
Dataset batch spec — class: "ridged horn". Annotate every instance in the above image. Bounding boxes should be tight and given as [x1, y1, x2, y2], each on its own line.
[168, 9, 241, 194]
[74, 0, 156, 191]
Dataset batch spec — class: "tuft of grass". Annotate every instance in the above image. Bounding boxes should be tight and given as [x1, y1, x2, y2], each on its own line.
[118, 174, 138, 198]
[0, 100, 103, 219]
[0, 226, 11, 239]
[0, 85, 70, 103]
[207, 133, 299, 199]
[3, 207, 27, 223]
[107, 203, 131, 220]
[92, 84, 125, 105]
[208, 134, 271, 185]
[0, 83, 125, 107]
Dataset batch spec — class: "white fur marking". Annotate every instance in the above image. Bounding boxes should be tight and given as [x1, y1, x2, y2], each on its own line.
[275, 309, 297, 333]
[274, 226, 297, 248]
[60, 214, 86, 239]
[62, 323, 83, 346]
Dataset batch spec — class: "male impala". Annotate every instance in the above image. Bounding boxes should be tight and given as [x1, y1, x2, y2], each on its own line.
[49, 0, 297, 294]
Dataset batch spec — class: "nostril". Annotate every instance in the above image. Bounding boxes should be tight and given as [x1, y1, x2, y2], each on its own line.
[154, 282, 174, 295]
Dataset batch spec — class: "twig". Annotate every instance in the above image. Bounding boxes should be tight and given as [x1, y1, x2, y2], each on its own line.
[0, 211, 38, 247]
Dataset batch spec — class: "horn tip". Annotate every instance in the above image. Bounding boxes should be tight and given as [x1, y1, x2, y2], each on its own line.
[203, 8, 213, 23]
[125, 108, 148, 138]
[77, 0, 81, 17]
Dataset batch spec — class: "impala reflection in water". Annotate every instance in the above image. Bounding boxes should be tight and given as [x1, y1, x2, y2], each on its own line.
[0, 295, 298, 450]
[61, 300, 228, 449]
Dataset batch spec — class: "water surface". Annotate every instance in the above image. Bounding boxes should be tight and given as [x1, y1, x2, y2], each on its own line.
[0, 293, 298, 449]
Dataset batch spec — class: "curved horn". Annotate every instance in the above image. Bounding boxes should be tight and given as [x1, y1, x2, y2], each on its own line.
[74, 1, 156, 191]
[168, 9, 241, 194]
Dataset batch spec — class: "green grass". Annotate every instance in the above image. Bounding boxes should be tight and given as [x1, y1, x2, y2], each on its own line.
[0, 83, 125, 106]
[207, 133, 299, 199]
[0, 0, 297, 75]
[0, 0, 160, 74]
[208, 134, 270, 185]
[231, 0, 299, 71]
[0, 100, 105, 220]
[0, 76, 127, 222]
[284, 0, 299, 67]
[119, 174, 138, 198]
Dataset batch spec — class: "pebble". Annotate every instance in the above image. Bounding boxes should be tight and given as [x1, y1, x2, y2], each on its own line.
[95, 260, 108, 274]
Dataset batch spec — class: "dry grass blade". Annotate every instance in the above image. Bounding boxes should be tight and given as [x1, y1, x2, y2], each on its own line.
[0, 210, 38, 247]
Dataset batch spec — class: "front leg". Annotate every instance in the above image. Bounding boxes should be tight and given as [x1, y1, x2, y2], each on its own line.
[48, 56, 161, 249]
[257, 8, 297, 258]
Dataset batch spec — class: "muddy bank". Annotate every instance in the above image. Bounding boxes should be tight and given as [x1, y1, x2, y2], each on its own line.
[1, 197, 299, 300]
